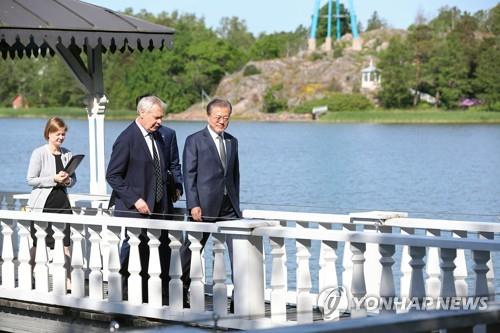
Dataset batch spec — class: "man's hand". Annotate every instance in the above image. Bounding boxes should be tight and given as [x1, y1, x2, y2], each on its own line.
[190, 207, 202, 222]
[134, 198, 151, 215]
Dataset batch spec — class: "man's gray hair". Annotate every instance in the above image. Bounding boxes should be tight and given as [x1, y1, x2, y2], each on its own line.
[137, 95, 166, 115]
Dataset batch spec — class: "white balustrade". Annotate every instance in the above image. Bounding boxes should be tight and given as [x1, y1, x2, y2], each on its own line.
[88, 227, 103, 300]
[147, 230, 162, 307]
[0, 208, 499, 331]
[479, 231, 496, 300]
[212, 233, 227, 317]
[425, 229, 441, 302]
[0, 221, 14, 288]
[70, 226, 85, 297]
[187, 232, 205, 312]
[168, 230, 183, 310]
[51, 225, 67, 295]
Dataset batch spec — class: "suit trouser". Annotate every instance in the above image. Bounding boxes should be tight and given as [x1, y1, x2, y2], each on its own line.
[180, 194, 239, 293]
[119, 202, 170, 303]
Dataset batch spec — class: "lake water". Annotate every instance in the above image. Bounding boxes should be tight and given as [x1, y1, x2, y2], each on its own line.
[2, 118, 499, 221]
[1, 118, 499, 292]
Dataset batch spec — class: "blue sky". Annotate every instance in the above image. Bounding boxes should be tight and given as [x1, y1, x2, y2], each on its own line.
[87, 0, 498, 34]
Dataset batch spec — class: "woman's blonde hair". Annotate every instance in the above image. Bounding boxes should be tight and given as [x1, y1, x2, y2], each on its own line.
[43, 117, 67, 140]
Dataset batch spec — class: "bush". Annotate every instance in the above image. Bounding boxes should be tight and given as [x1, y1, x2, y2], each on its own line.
[293, 93, 373, 113]
[243, 64, 261, 76]
[263, 85, 287, 113]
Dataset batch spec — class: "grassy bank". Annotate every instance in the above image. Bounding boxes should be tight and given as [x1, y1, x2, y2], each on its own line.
[0, 107, 137, 120]
[1, 107, 500, 123]
[319, 109, 500, 124]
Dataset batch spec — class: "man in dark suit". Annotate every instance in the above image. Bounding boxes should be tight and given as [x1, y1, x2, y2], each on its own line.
[106, 95, 171, 302]
[180, 98, 241, 305]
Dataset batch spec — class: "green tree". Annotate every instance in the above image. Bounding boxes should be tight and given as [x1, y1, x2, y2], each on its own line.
[366, 11, 387, 31]
[475, 37, 500, 110]
[216, 17, 255, 53]
[377, 36, 413, 108]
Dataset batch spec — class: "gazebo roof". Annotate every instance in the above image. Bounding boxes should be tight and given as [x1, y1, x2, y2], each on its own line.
[0, 0, 175, 59]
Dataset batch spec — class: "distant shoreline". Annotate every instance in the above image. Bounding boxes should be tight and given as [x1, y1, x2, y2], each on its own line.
[1, 107, 500, 124]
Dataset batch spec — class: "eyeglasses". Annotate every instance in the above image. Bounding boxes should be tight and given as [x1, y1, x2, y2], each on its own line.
[212, 115, 230, 122]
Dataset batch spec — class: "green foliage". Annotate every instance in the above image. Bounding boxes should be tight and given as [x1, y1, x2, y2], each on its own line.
[377, 36, 413, 108]
[366, 11, 387, 31]
[293, 93, 372, 113]
[249, 27, 307, 60]
[475, 37, 500, 110]
[263, 84, 287, 113]
[316, 2, 351, 45]
[242, 64, 261, 76]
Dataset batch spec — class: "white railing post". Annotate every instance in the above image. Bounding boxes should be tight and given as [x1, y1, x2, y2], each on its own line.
[17, 222, 32, 290]
[106, 228, 122, 302]
[440, 247, 457, 298]
[350, 242, 367, 318]
[0, 222, 15, 288]
[217, 220, 271, 319]
[212, 233, 228, 317]
[379, 243, 396, 314]
[342, 224, 356, 295]
[88, 227, 103, 300]
[363, 224, 382, 298]
[318, 223, 338, 293]
[453, 230, 468, 297]
[147, 230, 162, 307]
[400, 227, 415, 298]
[425, 229, 441, 303]
[479, 232, 495, 300]
[51, 225, 67, 295]
[168, 230, 183, 311]
[472, 250, 490, 299]
[188, 232, 205, 312]
[34, 222, 49, 292]
[296, 222, 312, 323]
[127, 229, 142, 304]
[269, 236, 286, 323]
[70, 226, 85, 297]
[408, 246, 426, 310]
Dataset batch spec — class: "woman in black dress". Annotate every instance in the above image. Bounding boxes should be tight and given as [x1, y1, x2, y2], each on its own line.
[27, 117, 76, 287]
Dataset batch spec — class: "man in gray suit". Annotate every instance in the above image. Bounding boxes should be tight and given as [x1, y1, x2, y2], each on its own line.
[180, 98, 241, 305]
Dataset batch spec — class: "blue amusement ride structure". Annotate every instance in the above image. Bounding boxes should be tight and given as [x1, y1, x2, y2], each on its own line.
[308, 0, 362, 52]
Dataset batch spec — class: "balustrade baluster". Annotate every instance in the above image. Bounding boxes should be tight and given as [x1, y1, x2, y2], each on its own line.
[212, 233, 227, 317]
[106, 228, 122, 302]
[440, 248, 457, 298]
[342, 224, 356, 295]
[296, 222, 312, 323]
[425, 229, 441, 304]
[453, 230, 468, 297]
[88, 227, 103, 300]
[188, 232, 205, 312]
[479, 232, 495, 300]
[17, 222, 32, 290]
[408, 246, 426, 311]
[363, 224, 381, 299]
[70, 226, 85, 297]
[269, 236, 286, 323]
[379, 243, 396, 314]
[400, 227, 415, 298]
[147, 230, 162, 307]
[472, 250, 490, 299]
[127, 228, 142, 304]
[34, 222, 49, 292]
[318, 223, 338, 293]
[0, 222, 15, 288]
[51, 225, 66, 295]
[168, 230, 183, 310]
[350, 242, 367, 318]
